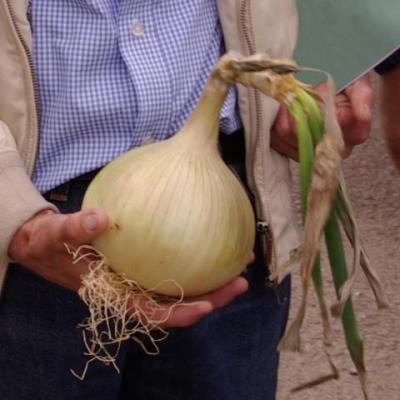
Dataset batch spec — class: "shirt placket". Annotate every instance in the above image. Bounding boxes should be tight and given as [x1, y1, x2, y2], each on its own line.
[118, 0, 173, 145]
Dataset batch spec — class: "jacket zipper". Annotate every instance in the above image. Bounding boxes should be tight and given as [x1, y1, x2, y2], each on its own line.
[256, 221, 284, 303]
[239, 0, 282, 299]
[4, 0, 39, 177]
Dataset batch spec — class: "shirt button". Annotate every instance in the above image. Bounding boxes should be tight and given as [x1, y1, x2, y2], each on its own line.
[131, 21, 144, 37]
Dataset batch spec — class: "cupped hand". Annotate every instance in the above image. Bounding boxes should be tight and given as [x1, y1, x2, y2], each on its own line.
[155, 251, 254, 328]
[9, 210, 252, 328]
[270, 73, 374, 159]
[155, 275, 249, 329]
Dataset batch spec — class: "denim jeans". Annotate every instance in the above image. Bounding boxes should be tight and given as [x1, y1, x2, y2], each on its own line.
[0, 172, 290, 400]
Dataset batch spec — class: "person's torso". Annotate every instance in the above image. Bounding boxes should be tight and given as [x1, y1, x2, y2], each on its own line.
[0, 0, 300, 275]
[31, 0, 240, 192]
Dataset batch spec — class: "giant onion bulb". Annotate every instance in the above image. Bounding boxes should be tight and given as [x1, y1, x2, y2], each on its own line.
[82, 56, 256, 297]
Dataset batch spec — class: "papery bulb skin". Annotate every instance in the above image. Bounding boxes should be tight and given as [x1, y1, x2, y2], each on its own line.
[82, 74, 255, 297]
[82, 136, 255, 297]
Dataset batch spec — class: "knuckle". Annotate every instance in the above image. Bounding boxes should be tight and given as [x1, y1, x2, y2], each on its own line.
[274, 122, 293, 141]
[56, 221, 76, 248]
[62, 213, 84, 243]
[25, 228, 46, 261]
[361, 84, 374, 101]
[9, 220, 39, 261]
[61, 217, 74, 239]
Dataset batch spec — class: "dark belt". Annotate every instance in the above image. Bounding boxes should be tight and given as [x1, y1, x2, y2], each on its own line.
[219, 128, 246, 166]
[45, 169, 100, 202]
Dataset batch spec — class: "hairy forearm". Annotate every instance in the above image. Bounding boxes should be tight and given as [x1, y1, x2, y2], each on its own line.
[380, 68, 400, 171]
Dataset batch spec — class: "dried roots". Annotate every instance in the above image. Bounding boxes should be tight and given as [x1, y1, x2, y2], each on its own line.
[66, 245, 184, 380]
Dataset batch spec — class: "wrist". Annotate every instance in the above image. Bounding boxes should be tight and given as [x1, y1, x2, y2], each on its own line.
[8, 208, 58, 261]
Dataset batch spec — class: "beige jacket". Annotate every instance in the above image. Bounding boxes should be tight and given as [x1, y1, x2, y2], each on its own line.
[0, 0, 299, 291]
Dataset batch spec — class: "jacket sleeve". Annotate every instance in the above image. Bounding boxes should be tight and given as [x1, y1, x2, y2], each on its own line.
[0, 120, 57, 286]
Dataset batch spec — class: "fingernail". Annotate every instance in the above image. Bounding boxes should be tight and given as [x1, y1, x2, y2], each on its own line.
[198, 301, 213, 314]
[83, 214, 98, 231]
[236, 278, 249, 293]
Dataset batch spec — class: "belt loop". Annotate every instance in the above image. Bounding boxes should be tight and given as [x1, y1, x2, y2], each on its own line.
[49, 182, 70, 202]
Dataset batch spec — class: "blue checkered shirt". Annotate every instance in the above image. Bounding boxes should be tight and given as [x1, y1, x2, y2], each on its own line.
[31, 0, 241, 193]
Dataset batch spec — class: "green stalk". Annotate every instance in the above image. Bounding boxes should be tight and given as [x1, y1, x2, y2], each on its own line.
[292, 91, 338, 384]
[280, 99, 335, 362]
[289, 98, 325, 305]
[324, 212, 367, 398]
[295, 89, 325, 293]
[288, 99, 325, 313]
[296, 88, 324, 144]
[296, 87, 368, 398]
[228, 54, 372, 397]
[289, 99, 314, 205]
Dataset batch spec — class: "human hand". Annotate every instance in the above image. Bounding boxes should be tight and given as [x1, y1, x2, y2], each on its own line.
[8, 208, 109, 291]
[9, 209, 253, 328]
[270, 74, 374, 159]
[155, 252, 254, 328]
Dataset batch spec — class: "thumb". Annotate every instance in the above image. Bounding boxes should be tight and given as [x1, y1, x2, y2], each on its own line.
[60, 209, 108, 245]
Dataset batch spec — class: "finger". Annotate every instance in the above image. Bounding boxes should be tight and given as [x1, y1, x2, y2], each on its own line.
[334, 92, 351, 122]
[334, 78, 373, 151]
[137, 274, 249, 329]
[273, 107, 298, 147]
[270, 135, 299, 160]
[316, 82, 354, 130]
[345, 75, 374, 124]
[194, 276, 249, 310]
[58, 209, 108, 246]
[317, 77, 373, 127]
[133, 293, 213, 329]
[314, 80, 328, 93]
[160, 301, 213, 329]
[161, 277, 248, 328]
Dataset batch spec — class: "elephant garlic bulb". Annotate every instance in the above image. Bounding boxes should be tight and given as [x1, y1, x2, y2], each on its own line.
[82, 57, 255, 297]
